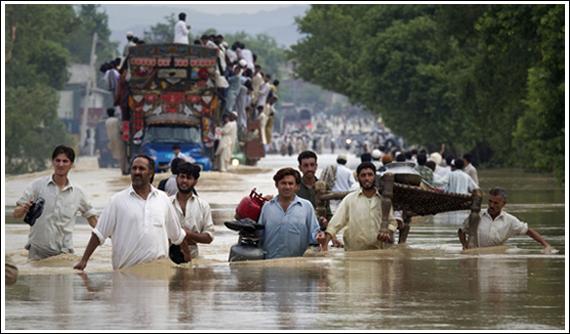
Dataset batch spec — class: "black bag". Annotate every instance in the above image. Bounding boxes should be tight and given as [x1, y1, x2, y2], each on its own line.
[24, 198, 45, 226]
[169, 244, 191, 264]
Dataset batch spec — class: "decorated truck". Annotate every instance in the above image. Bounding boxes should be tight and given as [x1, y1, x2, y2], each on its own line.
[120, 43, 265, 174]
[120, 44, 218, 173]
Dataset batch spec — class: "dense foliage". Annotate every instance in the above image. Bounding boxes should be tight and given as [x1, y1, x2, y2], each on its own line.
[5, 5, 116, 174]
[290, 5, 565, 180]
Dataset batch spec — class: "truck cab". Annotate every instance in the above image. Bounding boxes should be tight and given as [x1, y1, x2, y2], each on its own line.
[142, 125, 212, 172]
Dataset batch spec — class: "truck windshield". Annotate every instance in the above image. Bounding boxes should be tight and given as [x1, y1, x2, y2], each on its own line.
[143, 126, 201, 144]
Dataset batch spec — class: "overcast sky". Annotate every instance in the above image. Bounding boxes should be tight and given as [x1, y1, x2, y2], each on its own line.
[178, 3, 302, 15]
[104, 2, 304, 17]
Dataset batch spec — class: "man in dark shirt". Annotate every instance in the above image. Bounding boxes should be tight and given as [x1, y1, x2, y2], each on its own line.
[296, 151, 342, 247]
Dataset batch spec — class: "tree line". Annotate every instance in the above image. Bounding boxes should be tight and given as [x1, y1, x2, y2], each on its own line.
[290, 4, 564, 181]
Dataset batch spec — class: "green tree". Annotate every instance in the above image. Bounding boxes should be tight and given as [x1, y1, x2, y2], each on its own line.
[66, 5, 118, 64]
[291, 4, 565, 180]
[5, 85, 71, 173]
[5, 5, 75, 89]
[513, 5, 565, 180]
[5, 5, 80, 173]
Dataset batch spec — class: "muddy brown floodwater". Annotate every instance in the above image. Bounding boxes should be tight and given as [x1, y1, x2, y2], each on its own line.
[3, 155, 566, 330]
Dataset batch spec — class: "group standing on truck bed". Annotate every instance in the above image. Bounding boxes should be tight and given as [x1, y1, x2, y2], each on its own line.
[97, 11, 279, 174]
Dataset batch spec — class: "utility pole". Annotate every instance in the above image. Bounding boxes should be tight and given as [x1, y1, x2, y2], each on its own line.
[80, 32, 98, 151]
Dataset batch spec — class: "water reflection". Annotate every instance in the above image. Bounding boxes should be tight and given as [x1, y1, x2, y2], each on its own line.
[460, 257, 528, 302]
[168, 266, 217, 326]
[224, 260, 330, 329]
[433, 210, 470, 225]
[5, 251, 565, 330]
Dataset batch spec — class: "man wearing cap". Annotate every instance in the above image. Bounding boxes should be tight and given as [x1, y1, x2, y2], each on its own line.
[429, 152, 449, 184]
[371, 149, 383, 170]
[122, 31, 137, 59]
[332, 154, 357, 192]
[215, 112, 238, 172]
[173, 12, 190, 45]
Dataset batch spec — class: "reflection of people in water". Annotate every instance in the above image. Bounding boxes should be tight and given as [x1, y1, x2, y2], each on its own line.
[230, 263, 329, 328]
[459, 257, 529, 312]
[109, 269, 172, 327]
[326, 255, 404, 310]
[458, 187, 555, 252]
[168, 267, 217, 323]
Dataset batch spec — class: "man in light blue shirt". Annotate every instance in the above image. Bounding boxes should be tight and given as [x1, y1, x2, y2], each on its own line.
[258, 168, 322, 259]
[444, 158, 479, 194]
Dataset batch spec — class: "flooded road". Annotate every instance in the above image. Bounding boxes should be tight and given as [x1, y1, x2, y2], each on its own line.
[3, 154, 566, 330]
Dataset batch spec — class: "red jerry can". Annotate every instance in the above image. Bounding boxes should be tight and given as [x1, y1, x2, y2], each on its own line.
[235, 188, 268, 222]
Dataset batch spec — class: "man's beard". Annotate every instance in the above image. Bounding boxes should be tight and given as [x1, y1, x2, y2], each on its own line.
[178, 186, 194, 194]
[132, 175, 145, 187]
[303, 172, 315, 180]
[360, 181, 375, 191]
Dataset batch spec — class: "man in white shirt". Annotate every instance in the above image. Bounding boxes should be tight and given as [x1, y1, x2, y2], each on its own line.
[458, 187, 554, 252]
[256, 74, 272, 108]
[122, 31, 137, 58]
[444, 158, 479, 194]
[251, 65, 264, 102]
[318, 162, 398, 251]
[13, 145, 98, 260]
[170, 162, 215, 258]
[214, 112, 238, 172]
[74, 155, 191, 270]
[236, 42, 254, 71]
[161, 158, 184, 196]
[429, 152, 448, 186]
[462, 153, 479, 185]
[173, 12, 190, 45]
[105, 108, 126, 168]
[332, 154, 357, 192]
